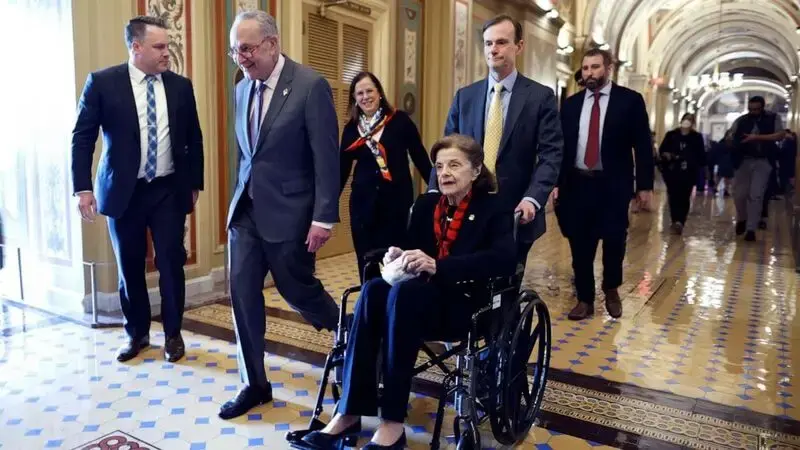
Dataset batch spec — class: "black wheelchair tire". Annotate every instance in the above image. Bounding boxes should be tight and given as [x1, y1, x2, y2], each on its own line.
[489, 289, 551, 445]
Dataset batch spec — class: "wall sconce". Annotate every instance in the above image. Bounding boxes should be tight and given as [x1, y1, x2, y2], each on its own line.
[545, 9, 559, 19]
[556, 45, 574, 55]
[599, 43, 610, 51]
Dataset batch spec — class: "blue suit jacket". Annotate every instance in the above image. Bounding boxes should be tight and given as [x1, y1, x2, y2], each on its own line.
[71, 64, 204, 218]
[226, 56, 339, 242]
[431, 74, 564, 243]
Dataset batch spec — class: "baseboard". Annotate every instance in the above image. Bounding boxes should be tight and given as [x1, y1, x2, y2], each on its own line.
[83, 266, 274, 314]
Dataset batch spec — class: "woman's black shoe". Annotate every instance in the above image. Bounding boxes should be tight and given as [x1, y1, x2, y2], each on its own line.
[297, 420, 362, 449]
[361, 432, 407, 449]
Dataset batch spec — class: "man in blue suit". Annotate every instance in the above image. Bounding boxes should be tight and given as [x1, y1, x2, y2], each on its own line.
[432, 14, 563, 265]
[71, 16, 204, 363]
[219, 10, 340, 420]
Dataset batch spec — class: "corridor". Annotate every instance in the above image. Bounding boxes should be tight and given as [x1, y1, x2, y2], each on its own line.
[2, 190, 799, 449]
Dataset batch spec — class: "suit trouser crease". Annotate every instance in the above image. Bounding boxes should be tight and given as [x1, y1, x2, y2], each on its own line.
[339, 278, 469, 423]
[228, 200, 338, 388]
[107, 176, 187, 340]
[733, 158, 771, 230]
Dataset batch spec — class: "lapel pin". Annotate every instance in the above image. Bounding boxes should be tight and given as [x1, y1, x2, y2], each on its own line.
[282, 88, 289, 96]
[468, 214, 475, 221]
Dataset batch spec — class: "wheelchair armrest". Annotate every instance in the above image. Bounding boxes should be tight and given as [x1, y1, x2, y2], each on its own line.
[363, 248, 389, 265]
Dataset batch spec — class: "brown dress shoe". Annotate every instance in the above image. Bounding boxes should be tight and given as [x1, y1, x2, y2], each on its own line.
[567, 302, 594, 321]
[605, 289, 622, 318]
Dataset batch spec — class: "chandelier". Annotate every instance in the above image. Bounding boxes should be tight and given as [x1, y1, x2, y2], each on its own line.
[686, 68, 744, 92]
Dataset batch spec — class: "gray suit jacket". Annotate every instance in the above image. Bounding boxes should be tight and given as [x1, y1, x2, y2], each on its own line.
[226, 56, 339, 242]
[432, 74, 563, 243]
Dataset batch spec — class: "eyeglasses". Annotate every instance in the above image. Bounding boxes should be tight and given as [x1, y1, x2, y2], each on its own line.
[228, 38, 268, 59]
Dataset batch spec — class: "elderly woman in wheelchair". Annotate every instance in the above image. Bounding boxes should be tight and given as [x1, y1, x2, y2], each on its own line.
[298, 134, 517, 449]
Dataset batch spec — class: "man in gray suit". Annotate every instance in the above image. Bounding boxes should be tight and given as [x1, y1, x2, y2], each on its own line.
[432, 14, 563, 265]
[220, 10, 340, 420]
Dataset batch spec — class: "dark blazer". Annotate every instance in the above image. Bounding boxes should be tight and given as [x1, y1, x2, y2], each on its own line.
[658, 129, 706, 174]
[432, 74, 563, 243]
[340, 110, 432, 224]
[226, 56, 339, 242]
[558, 83, 653, 191]
[405, 192, 516, 285]
[71, 64, 204, 218]
[556, 83, 654, 237]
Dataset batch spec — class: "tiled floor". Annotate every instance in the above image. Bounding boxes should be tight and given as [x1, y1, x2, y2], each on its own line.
[0, 313, 609, 449]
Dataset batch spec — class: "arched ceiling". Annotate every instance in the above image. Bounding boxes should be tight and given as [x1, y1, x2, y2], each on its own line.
[696, 78, 789, 110]
[583, 0, 800, 90]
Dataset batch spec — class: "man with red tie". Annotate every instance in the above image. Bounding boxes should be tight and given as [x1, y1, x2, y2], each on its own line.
[553, 48, 654, 321]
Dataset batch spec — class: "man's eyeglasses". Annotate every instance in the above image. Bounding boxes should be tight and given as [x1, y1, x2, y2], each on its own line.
[228, 38, 268, 59]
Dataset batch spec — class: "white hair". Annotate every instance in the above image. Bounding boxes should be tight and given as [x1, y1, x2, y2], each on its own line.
[231, 10, 279, 38]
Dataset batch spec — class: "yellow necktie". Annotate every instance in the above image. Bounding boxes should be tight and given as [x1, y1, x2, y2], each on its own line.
[483, 83, 504, 174]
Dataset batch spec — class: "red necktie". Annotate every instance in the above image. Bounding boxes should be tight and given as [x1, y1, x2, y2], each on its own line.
[584, 91, 602, 169]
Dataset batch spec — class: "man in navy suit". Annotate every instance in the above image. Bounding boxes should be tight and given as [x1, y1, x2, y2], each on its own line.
[554, 48, 654, 321]
[432, 14, 563, 265]
[219, 10, 340, 420]
[71, 16, 204, 363]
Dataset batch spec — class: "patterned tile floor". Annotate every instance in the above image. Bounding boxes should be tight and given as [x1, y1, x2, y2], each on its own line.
[0, 309, 609, 449]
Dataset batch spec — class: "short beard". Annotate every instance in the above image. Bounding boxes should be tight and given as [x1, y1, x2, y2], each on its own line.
[584, 76, 606, 90]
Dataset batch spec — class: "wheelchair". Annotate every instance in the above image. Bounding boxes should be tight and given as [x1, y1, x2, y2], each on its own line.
[286, 213, 552, 449]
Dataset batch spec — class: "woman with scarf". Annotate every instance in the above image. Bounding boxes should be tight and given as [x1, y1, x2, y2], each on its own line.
[340, 72, 432, 280]
[299, 134, 516, 450]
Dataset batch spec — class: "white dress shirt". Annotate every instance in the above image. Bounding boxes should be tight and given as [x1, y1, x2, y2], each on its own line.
[575, 81, 612, 170]
[250, 54, 332, 230]
[128, 61, 174, 178]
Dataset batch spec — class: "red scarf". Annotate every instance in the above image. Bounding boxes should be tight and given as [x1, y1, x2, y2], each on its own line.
[344, 112, 395, 181]
[433, 191, 472, 259]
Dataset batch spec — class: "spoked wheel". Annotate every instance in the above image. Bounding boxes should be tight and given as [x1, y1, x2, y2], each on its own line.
[489, 290, 551, 445]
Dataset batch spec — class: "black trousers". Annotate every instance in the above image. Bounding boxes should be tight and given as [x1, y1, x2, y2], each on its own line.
[228, 196, 339, 389]
[106, 175, 187, 340]
[339, 278, 474, 422]
[568, 233, 625, 304]
[664, 171, 694, 224]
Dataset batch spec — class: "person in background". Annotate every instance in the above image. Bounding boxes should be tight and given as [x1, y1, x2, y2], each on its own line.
[779, 130, 796, 195]
[340, 72, 432, 281]
[658, 113, 706, 234]
[554, 48, 654, 321]
[712, 131, 734, 196]
[728, 96, 786, 241]
[71, 16, 204, 363]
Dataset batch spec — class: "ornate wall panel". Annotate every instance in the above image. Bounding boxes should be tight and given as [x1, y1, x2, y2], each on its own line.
[396, 0, 423, 127]
[137, 0, 197, 270]
[453, 0, 469, 95]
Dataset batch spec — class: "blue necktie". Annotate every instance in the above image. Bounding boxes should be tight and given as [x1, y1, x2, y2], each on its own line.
[250, 81, 267, 153]
[144, 75, 158, 181]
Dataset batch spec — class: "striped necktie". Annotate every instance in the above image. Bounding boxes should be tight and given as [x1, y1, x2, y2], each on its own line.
[250, 81, 267, 153]
[143, 75, 158, 181]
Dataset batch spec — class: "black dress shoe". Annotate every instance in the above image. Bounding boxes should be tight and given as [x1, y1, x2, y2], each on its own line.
[298, 420, 361, 449]
[362, 432, 407, 450]
[164, 334, 185, 362]
[218, 384, 273, 420]
[116, 337, 150, 362]
[735, 221, 746, 235]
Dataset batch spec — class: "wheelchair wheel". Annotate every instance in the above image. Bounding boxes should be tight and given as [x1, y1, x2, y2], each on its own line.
[489, 290, 551, 445]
